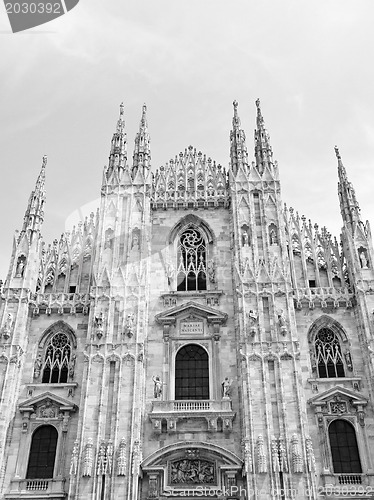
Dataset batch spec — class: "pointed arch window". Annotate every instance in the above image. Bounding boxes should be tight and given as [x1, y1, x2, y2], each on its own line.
[176, 228, 207, 291]
[175, 344, 209, 400]
[315, 328, 345, 378]
[26, 425, 58, 479]
[42, 332, 71, 383]
[329, 420, 362, 473]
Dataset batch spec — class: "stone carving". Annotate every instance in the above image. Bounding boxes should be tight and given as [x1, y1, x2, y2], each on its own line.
[305, 436, 316, 473]
[242, 439, 252, 474]
[242, 230, 250, 247]
[170, 459, 215, 484]
[271, 437, 280, 472]
[126, 313, 135, 337]
[269, 225, 278, 245]
[131, 440, 141, 476]
[166, 264, 175, 287]
[185, 449, 200, 459]
[277, 310, 287, 335]
[15, 255, 26, 277]
[277, 437, 288, 472]
[247, 310, 258, 337]
[344, 351, 353, 371]
[131, 229, 141, 251]
[94, 313, 104, 339]
[97, 442, 107, 476]
[69, 353, 76, 379]
[152, 376, 162, 399]
[256, 435, 267, 473]
[106, 440, 114, 475]
[33, 354, 43, 379]
[330, 395, 347, 414]
[221, 377, 233, 399]
[83, 438, 94, 477]
[291, 434, 303, 473]
[70, 440, 79, 476]
[104, 228, 114, 250]
[38, 400, 57, 418]
[207, 259, 215, 283]
[148, 475, 158, 498]
[359, 250, 369, 269]
[2, 313, 13, 339]
[117, 438, 127, 476]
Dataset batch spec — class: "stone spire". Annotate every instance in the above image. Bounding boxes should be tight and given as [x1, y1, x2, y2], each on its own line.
[230, 100, 248, 176]
[21, 155, 47, 236]
[132, 103, 151, 179]
[106, 102, 127, 180]
[336, 145, 361, 231]
[254, 98, 274, 175]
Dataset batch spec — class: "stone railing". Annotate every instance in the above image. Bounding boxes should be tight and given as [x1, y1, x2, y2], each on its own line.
[293, 287, 353, 309]
[30, 292, 90, 316]
[149, 399, 235, 434]
[5, 478, 66, 497]
[152, 399, 232, 413]
[321, 473, 365, 488]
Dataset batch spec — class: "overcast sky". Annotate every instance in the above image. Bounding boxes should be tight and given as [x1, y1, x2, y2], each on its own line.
[0, 0, 373, 281]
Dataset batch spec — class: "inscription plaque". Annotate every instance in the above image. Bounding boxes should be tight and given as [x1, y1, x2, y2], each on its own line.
[180, 321, 204, 335]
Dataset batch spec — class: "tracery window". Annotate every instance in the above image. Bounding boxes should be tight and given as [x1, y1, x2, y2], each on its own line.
[315, 328, 345, 378]
[42, 332, 71, 383]
[26, 425, 58, 479]
[329, 420, 362, 473]
[175, 344, 209, 400]
[176, 228, 207, 291]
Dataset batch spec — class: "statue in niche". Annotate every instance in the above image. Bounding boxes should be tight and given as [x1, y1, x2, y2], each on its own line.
[359, 250, 369, 269]
[152, 375, 162, 399]
[241, 225, 250, 247]
[95, 313, 104, 339]
[3, 313, 13, 338]
[69, 353, 76, 379]
[33, 353, 43, 379]
[269, 226, 278, 245]
[247, 310, 258, 337]
[15, 256, 26, 277]
[207, 259, 215, 283]
[131, 230, 140, 251]
[166, 264, 175, 287]
[104, 229, 114, 250]
[278, 310, 287, 335]
[126, 313, 135, 337]
[222, 377, 233, 399]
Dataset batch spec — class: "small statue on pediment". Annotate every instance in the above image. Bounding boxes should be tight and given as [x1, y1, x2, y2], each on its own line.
[152, 376, 162, 399]
[222, 377, 233, 399]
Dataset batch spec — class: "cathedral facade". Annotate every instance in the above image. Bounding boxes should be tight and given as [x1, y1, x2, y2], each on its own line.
[0, 100, 374, 500]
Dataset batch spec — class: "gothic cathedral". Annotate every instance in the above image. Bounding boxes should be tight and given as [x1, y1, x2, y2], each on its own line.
[1, 100, 374, 500]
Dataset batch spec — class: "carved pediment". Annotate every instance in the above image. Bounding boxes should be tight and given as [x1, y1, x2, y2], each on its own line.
[156, 301, 228, 326]
[308, 386, 368, 414]
[19, 391, 77, 416]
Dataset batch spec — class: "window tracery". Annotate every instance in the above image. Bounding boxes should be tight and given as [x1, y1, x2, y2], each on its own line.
[42, 332, 71, 383]
[315, 328, 345, 378]
[177, 228, 207, 291]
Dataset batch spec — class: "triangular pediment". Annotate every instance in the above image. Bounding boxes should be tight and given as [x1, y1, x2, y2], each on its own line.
[156, 300, 227, 325]
[19, 391, 77, 413]
[308, 386, 368, 408]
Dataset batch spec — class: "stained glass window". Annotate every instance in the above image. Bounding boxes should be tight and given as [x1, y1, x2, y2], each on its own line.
[42, 333, 71, 383]
[315, 328, 345, 378]
[176, 228, 207, 291]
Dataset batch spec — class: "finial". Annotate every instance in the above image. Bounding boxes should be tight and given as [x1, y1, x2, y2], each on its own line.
[142, 103, 147, 115]
[42, 155, 47, 168]
[233, 100, 238, 110]
[120, 102, 124, 116]
[334, 145, 341, 160]
[255, 98, 261, 110]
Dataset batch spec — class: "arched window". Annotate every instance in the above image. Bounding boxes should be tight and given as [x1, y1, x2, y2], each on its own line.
[42, 332, 71, 383]
[176, 228, 207, 291]
[26, 425, 58, 479]
[175, 344, 209, 400]
[315, 328, 345, 378]
[329, 420, 362, 473]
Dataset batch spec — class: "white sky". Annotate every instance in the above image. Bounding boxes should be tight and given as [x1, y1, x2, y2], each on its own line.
[0, 0, 374, 280]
